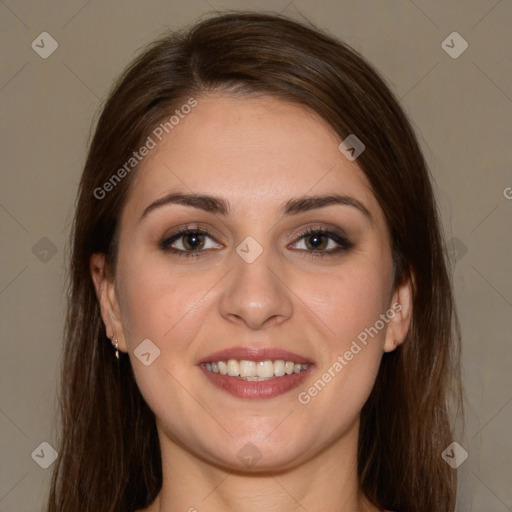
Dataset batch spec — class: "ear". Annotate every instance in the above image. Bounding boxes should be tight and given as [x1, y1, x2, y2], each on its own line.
[90, 253, 127, 353]
[383, 273, 414, 353]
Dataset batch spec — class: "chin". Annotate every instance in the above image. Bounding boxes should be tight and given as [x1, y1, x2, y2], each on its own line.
[200, 434, 311, 473]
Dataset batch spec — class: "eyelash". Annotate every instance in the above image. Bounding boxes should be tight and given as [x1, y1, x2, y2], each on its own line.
[159, 225, 355, 259]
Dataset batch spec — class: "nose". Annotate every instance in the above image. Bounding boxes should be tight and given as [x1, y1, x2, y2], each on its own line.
[218, 245, 294, 330]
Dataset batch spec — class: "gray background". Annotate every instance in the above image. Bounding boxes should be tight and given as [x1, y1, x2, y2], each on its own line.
[1, 0, 511, 510]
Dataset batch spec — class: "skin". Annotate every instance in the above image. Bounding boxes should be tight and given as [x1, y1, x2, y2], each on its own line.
[91, 93, 412, 512]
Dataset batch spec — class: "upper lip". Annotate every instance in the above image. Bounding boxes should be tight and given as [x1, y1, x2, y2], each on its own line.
[198, 346, 313, 365]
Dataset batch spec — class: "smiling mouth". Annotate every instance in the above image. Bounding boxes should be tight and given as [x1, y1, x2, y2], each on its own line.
[201, 359, 311, 381]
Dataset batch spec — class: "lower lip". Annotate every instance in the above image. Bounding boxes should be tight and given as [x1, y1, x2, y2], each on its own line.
[199, 365, 314, 399]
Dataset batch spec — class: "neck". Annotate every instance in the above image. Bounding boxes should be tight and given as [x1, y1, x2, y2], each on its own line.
[147, 417, 377, 512]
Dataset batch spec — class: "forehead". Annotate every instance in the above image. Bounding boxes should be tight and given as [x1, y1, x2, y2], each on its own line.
[123, 93, 384, 226]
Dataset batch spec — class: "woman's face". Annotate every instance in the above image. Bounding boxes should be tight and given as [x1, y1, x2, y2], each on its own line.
[93, 93, 411, 471]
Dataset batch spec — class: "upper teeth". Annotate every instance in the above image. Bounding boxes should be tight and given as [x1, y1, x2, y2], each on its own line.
[203, 359, 309, 379]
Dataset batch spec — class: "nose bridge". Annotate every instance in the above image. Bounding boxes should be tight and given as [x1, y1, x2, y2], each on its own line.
[219, 234, 293, 329]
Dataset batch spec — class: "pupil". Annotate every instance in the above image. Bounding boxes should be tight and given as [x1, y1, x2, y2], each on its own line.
[186, 233, 202, 249]
[308, 234, 325, 250]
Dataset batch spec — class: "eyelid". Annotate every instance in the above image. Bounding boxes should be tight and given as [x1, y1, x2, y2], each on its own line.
[290, 223, 350, 243]
[160, 222, 223, 243]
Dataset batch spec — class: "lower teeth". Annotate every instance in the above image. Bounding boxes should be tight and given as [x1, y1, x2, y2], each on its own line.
[237, 376, 276, 381]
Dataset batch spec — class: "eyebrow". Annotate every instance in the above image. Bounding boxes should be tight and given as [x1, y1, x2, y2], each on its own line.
[139, 192, 373, 224]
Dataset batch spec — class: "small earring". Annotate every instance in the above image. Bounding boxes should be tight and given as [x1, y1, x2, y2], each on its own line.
[394, 339, 399, 346]
[110, 335, 119, 359]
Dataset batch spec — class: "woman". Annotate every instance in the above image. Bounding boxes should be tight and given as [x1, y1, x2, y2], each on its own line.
[48, 11, 463, 512]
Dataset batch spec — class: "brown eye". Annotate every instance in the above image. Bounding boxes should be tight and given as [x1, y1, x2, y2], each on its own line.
[160, 228, 222, 257]
[181, 232, 206, 250]
[291, 228, 354, 257]
[304, 232, 329, 251]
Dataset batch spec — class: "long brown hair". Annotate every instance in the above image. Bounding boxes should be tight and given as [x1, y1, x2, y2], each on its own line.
[48, 11, 463, 512]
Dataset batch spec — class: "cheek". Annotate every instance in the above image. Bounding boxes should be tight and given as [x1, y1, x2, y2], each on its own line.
[115, 248, 208, 346]
[301, 258, 392, 345]
[293, 288, 386, 444]
[293, 253, 392, 409]
[114, 255, 211, 426]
